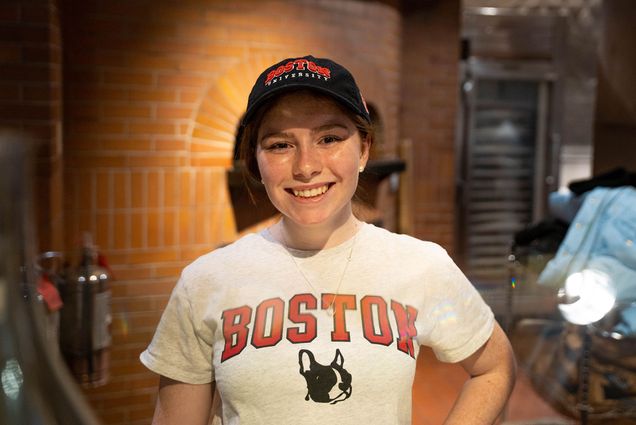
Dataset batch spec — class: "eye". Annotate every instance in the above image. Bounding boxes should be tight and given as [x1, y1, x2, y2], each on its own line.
[265, 141, 292, 151]
[320, 135, 342, 145]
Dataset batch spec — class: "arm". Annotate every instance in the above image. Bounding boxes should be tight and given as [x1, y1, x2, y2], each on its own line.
[151, 376, 214, 425]
[444, 322, 517, 425]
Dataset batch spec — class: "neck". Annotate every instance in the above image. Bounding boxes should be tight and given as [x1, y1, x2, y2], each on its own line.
[276, 214, 360, 250]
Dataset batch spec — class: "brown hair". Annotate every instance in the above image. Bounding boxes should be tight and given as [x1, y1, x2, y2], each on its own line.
[238, 88, 374, 186]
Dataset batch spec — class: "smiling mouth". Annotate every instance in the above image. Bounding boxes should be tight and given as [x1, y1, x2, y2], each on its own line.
[288, 184, 332, 198]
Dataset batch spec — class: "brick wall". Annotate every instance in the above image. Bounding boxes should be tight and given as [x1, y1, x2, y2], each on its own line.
[59, 1, 400, 423]
[400, 1, 461, 253]
[0, 0, 63, 252]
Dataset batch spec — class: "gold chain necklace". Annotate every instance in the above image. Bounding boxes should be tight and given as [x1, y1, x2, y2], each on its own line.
[271, 223, 359, 316]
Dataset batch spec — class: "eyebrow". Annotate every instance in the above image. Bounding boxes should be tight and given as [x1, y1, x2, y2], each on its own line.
[258, 131, 294, 143]
[312, 123, 350, 134]
[259, 123, 350, 142]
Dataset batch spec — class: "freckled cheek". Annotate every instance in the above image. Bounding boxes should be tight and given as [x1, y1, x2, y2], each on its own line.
[327, 150, 362, 176]
[256, 155, 291, 184]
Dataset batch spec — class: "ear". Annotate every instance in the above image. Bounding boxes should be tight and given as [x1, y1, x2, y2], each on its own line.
[359, 135, 371, 170]
[299, 349, 315, 373]
[332, 349, 344, 367]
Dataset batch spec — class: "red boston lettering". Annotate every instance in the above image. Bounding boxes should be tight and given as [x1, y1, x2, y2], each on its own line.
[221, 305, 252, 362]
[318, 65, 330, 78]
[361, 296, 393, 346]
[264, 59, 331, 85]
[323, 294, 356, 341]
[287, 293, 318, 343]
[293, 59, 307, 70]
[220, 295, 419, 361]
[251, 298, 285, 348]
[391, 301, 418, 358]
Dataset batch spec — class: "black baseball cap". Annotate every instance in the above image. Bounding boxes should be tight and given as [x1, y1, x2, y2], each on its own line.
[241, 55, 371, 127]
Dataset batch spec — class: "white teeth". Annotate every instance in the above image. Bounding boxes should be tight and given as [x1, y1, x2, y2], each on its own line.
[293, 185, 328, 198]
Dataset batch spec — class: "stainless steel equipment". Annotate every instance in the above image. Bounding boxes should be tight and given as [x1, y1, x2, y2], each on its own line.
[59, 233, 112, 388]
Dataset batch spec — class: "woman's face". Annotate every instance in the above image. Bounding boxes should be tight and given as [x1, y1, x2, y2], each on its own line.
[256, 91, 370, 229]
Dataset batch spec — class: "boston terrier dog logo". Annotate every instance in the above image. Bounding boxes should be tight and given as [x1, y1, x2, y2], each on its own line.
[298, 349, 352, 404]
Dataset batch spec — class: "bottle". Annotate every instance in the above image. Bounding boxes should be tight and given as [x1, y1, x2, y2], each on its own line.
[0, 135, 101, 424]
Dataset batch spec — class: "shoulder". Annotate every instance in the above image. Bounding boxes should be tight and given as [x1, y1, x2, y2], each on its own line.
[180, 231, 269, 282]
[359, 223, 464, 285]
[361, 223, 450, 262]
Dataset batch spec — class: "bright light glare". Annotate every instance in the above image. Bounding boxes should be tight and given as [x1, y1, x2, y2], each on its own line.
[558, 269, 616, 325]
[1, 358, 23, 400]
[479, 7, 499, 16]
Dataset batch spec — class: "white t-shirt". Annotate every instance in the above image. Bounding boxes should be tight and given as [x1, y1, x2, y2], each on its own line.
[140, 223, 494, 424]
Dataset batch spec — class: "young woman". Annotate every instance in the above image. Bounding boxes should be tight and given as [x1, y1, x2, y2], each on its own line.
[141, 55, 516, 424]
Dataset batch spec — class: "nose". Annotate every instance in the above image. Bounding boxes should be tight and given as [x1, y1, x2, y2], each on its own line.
[292, 144, 321, 180]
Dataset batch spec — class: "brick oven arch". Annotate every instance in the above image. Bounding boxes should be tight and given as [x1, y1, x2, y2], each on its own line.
[189, 54, 288, 234]
[190, 54, 284, 168]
